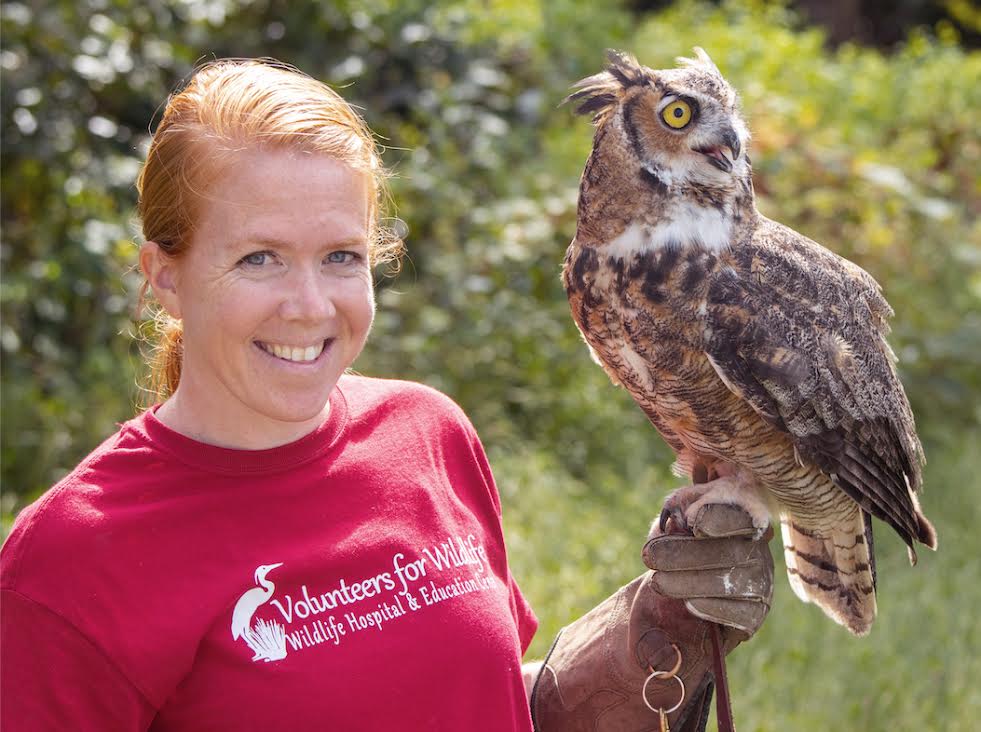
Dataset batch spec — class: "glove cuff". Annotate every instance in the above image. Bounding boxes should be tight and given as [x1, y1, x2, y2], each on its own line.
[529, 575, 719, 731]
[529, 626, 565, 731]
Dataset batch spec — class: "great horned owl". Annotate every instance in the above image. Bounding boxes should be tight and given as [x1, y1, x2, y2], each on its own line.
[564, 49, 936, 635]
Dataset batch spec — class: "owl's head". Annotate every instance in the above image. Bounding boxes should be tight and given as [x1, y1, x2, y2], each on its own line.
[569, 49, 750, 188]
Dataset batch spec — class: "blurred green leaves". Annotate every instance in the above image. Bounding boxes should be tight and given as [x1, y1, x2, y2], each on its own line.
[3, 0, 979, 535]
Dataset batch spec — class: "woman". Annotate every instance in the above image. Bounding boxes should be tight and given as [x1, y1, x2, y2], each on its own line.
[1, 59, 773, 731]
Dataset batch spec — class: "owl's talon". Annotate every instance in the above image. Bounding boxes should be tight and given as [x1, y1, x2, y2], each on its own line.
[658, 505, 689, 535]
[658, 506, 671, 533]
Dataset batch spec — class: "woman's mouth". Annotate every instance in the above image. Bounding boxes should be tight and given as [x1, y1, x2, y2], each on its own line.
[255, 339, 329, 363]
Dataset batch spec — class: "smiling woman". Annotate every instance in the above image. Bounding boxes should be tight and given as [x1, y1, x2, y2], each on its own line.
[135, 60, 401, 410]
[140, 149, 376, 448]
[0, 59, 551, 732]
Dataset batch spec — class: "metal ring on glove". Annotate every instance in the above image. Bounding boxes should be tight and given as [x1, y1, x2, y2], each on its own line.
[642, 671, 685, 714]
[646, 643, 683, 679]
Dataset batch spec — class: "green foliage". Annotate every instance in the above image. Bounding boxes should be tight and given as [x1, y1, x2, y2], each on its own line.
[3, 0, 980, 727]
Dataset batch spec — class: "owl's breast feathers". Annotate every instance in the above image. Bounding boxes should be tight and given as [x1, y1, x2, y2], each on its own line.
[564, 229, 748, 458]
[564, 215, 936, 557]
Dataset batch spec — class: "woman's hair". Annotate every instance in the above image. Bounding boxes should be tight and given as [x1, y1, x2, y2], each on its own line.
[136, 58, 401, 403]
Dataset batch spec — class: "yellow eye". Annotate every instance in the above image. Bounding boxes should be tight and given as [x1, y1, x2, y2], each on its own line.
[662, 100, 692, 129]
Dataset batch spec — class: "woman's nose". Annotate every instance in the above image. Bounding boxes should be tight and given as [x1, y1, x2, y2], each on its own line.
[279, 267, 336, 321]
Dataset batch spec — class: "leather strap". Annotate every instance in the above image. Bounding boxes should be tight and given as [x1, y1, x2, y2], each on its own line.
[709, 624, 736, 732]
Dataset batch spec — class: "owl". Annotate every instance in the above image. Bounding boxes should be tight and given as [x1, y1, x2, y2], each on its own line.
[564, 49, 936, 635]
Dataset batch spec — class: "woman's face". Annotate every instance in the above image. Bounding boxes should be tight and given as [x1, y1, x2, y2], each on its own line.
[147, 149, 375, 447]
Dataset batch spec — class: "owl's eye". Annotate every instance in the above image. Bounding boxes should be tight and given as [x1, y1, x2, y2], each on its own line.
[661, 100, 693, 129]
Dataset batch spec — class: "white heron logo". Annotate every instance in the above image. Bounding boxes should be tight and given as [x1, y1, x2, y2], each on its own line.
[231, 562, 287, 662]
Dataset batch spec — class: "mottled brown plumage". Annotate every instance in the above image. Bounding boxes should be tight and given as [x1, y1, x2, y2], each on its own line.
[565, 49, 936, 635]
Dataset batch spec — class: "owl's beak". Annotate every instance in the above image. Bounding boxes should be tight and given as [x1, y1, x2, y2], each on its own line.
[721, 127, 741, 161]
[696, 126, 741, 173]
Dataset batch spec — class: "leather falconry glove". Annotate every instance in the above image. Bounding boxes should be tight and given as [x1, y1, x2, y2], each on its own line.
[529, 501, 773, 732]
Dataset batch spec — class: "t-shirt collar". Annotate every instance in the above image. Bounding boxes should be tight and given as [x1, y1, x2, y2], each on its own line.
[132, 384, 349, 475]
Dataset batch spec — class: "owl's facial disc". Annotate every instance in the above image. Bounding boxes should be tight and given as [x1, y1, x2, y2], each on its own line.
[647, 88, 744, 179]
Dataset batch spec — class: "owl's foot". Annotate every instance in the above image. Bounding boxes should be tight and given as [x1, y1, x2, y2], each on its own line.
[658, 469, 771, 539]
[658, 503, 687, 535]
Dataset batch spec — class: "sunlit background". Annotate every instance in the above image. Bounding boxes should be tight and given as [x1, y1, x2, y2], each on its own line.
[2, 1, 979, 729]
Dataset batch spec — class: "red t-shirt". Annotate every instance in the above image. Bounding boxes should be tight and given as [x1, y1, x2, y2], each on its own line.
[1, 375, 537, 731]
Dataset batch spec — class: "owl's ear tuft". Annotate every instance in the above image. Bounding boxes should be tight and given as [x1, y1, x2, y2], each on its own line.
[566, 88, 618, 119]
[565, 50, 652, 123]
[604, 49, 650, 87]
[677, 47, 723, 79]
[565, 71, 619, 121]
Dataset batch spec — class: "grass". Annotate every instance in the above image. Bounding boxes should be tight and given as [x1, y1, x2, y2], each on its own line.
[496, 426, 981, 730]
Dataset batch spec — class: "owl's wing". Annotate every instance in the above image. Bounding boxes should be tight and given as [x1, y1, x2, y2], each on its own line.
[703, 218, 931, 552]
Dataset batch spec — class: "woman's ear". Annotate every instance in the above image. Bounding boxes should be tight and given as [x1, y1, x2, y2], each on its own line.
[140, 242, 182, 319]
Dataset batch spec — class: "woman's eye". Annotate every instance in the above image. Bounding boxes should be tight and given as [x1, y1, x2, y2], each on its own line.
[326, 251, 357, 264]
[240, 251, 272, 266]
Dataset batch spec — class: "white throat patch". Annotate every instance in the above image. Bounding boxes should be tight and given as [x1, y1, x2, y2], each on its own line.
[605, 204, 732, 258]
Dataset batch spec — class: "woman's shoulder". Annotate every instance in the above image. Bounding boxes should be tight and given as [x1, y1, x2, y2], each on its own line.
[1, 415, 159, 588]
[338, 373, 474, 430]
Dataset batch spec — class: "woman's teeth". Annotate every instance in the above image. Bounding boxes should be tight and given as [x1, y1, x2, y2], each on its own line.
[261, 341, 325, 362]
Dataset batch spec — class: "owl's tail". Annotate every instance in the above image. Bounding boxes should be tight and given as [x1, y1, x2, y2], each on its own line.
[780, 508, 877, 636]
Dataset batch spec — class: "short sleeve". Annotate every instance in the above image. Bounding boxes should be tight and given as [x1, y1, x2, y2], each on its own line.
[507, 571, 538, 655]
[0, 589, 154, 732]
[455, 407, 538, 653]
